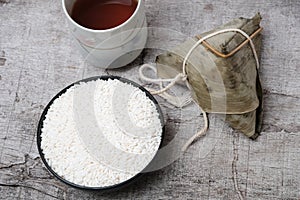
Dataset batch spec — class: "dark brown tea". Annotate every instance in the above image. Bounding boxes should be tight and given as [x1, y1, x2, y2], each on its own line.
[71, 0, 138, 30]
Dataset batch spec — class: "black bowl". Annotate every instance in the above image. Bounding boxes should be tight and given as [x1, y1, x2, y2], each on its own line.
[37, 75, 165, 191]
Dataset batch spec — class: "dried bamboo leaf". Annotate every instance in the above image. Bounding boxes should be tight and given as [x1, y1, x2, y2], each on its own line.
[156, 13, 263, 138]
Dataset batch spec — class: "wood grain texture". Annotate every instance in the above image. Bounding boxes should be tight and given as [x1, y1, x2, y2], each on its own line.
[0, 0, 299, 199]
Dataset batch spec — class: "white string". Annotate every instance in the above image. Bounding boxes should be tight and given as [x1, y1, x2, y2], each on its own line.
[182, 28, 260, 77]
[139, 64, 187, 95]
[181, 104, 208, 151]
[139, 28, 260, 152]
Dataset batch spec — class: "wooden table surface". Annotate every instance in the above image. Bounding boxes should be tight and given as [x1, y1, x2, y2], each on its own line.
[0, 0, 299, 199]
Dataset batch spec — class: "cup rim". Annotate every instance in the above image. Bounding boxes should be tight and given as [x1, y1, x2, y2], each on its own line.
[62, 0, 142, 33]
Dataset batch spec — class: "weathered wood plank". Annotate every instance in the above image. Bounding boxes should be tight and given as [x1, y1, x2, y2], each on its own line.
[0, 0, 299, 199]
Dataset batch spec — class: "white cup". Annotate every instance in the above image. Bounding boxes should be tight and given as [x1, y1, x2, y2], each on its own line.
[62, 0, 148, 68]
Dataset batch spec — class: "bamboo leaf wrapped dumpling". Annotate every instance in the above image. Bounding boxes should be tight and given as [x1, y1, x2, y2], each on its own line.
[156, 13, 263, 139]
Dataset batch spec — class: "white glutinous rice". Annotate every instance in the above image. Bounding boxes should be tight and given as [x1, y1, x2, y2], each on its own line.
[40, 79, 162, 187]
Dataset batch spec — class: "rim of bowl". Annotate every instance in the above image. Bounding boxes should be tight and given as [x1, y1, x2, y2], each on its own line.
[36, 75, 165, 191]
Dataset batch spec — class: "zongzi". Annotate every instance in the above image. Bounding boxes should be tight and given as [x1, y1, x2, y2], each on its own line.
[155, 13, 263, 139]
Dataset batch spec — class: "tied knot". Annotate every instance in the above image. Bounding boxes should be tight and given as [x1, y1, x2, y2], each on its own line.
[175, 73, 188, 82]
